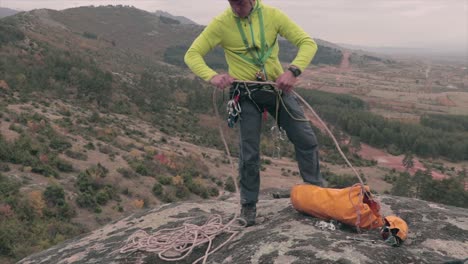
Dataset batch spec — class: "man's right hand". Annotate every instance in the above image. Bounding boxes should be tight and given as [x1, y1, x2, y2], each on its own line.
[210, 74, 234, 90]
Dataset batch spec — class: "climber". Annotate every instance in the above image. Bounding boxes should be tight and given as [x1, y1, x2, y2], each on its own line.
[185, 0, 323, 226]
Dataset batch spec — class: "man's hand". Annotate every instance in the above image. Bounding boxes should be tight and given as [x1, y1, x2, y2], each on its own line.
[210, 74, 235, 90]
[275, 71, 297, 93]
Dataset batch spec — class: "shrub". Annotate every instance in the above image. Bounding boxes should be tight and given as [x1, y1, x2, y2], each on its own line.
[55, 159, 73, 172]
[175, 185, 190, 199]
[86, 163, 109, 178]
[157, 175, 172, 185]
[64, 150, 87, 161]
[224, 177, 236, 192]
[83, 31, 97, 39]
[0, 174, 20, 203]
[43, 185, 65, 206]
[84, 142, 95, 150]
[76, 192, 96, 209]
[0, 163, 10, 172]
[134, 163, 149, 176]
[96, 190, 111, 205]
[117, 167, 137, 178]
[187, 179, 209, 199]
[98, 144, 113, 154]
[49, 138, 72, 151]
[325, 173, 363, 188]
[31, 164, 59, 178]
[160, 190, 175, 203]
[209, 187, 219, 197]
[76, 172, 96, 193]
[152, 183, 163, 196]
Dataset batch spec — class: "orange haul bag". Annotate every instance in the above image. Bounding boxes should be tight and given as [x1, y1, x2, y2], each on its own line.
[290, 184, 384, 230]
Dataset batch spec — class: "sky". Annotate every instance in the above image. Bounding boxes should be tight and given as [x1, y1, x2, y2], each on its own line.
[1, 0, 467, 51]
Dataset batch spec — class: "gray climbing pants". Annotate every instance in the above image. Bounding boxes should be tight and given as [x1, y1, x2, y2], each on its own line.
[237, 85, 323, 205]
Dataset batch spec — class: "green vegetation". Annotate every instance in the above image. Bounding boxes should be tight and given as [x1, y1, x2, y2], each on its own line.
[420, 114, 468, 133]
[322, 167, 367, 189]
[75, 164, 119, 212]
[0, 19, 24, 47]
[0, 36, 113, 106]
[0, 175, 83, 262]
[297, 88, 468, 161]
[349, 53, 395, 65]
[224, 177, 236, 192]
[391, 170, 467, 208]
[278, 40, 343, 66]
[65, 150, 88, 161]
[82, 31, 98, 39]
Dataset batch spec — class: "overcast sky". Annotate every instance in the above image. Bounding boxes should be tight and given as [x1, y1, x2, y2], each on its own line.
[2, 0, 467, 51]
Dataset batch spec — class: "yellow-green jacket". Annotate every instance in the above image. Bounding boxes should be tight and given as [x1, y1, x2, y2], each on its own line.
[184, 0, 318, 82]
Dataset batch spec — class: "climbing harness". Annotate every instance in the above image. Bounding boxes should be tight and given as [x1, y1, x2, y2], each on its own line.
[226, 81, 308, 127]
[234, 4, 277, 81]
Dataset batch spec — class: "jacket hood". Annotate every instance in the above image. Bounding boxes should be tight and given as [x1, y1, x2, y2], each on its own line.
[228, 0, 262, 18]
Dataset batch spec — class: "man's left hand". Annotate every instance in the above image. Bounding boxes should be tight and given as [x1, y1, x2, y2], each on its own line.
[275, 71, 296, 93]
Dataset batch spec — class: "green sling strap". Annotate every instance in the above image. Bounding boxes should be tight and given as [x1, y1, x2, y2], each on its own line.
[235, 7, 277, 80]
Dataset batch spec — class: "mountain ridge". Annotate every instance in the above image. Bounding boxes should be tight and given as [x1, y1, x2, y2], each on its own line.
[0, 7, 19, 18]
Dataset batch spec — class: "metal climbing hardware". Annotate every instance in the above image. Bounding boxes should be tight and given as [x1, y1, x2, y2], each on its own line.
[270, 125, 286, 158]
[227, 93, 241, 128]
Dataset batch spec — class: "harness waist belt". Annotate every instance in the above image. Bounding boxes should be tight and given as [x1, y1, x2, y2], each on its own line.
[231, 83, 276, 96]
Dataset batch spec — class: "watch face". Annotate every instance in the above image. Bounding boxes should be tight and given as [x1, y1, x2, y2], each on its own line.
[288, 67, 301, 77]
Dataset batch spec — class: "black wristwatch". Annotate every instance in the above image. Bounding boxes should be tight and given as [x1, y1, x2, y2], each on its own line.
[287, 65, 302, 77]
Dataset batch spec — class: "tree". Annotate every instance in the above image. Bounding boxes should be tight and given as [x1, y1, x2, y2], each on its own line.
[349, 136, 362, 153]
[402, 152, 414, 171]
[413, 169, 432, 197]
[391, 172, 412, 197]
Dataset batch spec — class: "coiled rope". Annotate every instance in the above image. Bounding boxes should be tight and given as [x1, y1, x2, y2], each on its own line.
[120, 80, 375, 263]
[119, 86, 244, 264]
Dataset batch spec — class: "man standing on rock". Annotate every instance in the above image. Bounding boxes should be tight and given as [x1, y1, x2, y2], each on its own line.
[185, 0, 323, 226]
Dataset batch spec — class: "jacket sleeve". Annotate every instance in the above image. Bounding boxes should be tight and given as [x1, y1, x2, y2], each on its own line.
[184, 19, 223, 82]
[275, 9, 317, 71]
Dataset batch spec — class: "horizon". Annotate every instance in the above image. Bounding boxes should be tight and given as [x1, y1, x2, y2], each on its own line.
[1, 0, 467, 53]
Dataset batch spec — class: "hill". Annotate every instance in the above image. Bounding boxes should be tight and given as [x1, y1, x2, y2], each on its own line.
[154, 10, 198, 25]
[0, 7, 18, 18]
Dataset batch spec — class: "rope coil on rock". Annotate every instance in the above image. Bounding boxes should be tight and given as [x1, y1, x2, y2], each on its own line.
[120, 214, 245, 264]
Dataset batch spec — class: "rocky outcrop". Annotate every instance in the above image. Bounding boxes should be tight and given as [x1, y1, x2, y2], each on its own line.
[18, 194, 468, 264]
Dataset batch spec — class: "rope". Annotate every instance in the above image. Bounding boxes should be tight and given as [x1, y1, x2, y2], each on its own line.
[120, 215, 244, 264]
[120, 79, 377, 262]
[232, 80, 379, 231]
[119, 88, 243, 264]
[232, 80, 367, 189]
